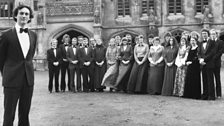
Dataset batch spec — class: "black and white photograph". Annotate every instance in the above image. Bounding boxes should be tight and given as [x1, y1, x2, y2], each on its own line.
[0, 0, 224, 126]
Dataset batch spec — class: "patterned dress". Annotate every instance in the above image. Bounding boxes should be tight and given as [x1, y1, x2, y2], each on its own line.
[173, 45, 189, 97]
[101, 46, 119, 88]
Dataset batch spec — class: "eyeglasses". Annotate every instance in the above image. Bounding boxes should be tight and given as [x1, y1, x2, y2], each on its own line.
[19, 12, 29, 16]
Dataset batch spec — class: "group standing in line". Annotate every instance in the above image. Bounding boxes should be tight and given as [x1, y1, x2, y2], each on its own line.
[47, 28, 224, 101]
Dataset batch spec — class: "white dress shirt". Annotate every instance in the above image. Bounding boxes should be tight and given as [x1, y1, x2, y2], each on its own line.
[73, 47, 76, 55]
[15, 23, 30, 58]
[203, 42, 207, 50]
[53, 48, 56, 57]
[85, 47, 88, 54]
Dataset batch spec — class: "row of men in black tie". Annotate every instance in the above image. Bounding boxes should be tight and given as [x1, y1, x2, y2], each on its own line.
[47, 34, 106, 93]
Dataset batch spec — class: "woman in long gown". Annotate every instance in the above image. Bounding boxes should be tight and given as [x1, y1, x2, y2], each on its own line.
[173, 37, 189, 97]
[101, 38, 119, 90]
[161, 37, 178, 96]
[183, 37, 201, 99]
[127, 35, 149, 93]
[93, 38, 107, 92]
[147, 37, 165, 95]
[115, 37, 133, 91]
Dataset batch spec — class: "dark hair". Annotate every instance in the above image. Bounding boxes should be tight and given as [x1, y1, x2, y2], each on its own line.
[13, 5, 34, 23]
[167, 36, 178, 47]
[164, 32, 172, 38]
[201, 28, 210, 36]
[148, 34, 154, 38]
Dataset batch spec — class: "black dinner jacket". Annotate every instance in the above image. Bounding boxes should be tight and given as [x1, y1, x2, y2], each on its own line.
[0, 27, 37, 87]
[66, 46, 80, 69]
[79, 46, 94, 68]
[198, 39, 217, 68]
[213, 39, 224, 68]
[59, 44, 71, 60]
[47, 48, 62, 68]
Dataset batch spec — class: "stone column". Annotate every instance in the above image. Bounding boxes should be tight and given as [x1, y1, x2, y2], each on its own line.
[34, 0, 47, 71]
[93, 0, 102, 39]
[148, 7, 158, 36]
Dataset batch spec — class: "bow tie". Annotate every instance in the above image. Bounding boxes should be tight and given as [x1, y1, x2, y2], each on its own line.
[19, 28, 28, 33]
[202, 40, 207, 43]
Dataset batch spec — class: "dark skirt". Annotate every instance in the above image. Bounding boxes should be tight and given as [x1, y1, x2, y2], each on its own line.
[127, 58, 148, 93]
[115, 62, 132, 90]
[161, 65, 177, 96]
[183, 63, 201, 99]
[94, 63, 107, 89]
[101, 63, 119, 88]
[147, 65, 164, 94]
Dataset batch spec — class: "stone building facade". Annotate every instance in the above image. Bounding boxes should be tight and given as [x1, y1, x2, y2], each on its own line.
[0, 0, 224, 70]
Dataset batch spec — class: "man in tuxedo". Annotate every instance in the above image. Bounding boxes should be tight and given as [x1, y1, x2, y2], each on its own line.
[79, 37, 94, 92]
[210, 29, 224, 98]
[59, 34, 71, 92]
[0, 5, 37, 126]
[67, 37, 81, 92]
[198, 29, 217, 100]
[47, 39, 62, 93]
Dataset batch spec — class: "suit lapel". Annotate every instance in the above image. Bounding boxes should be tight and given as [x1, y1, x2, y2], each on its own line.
[25, 30, 34, 59]
[204, 40, 210, 53]
[12, 28, 24, 59]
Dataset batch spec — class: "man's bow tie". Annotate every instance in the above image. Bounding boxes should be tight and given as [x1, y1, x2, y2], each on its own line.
[20, 28, 28, 33]
[202, 40, 207, 43]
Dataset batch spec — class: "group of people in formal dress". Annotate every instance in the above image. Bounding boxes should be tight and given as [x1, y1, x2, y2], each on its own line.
[47, 28, 223, 100]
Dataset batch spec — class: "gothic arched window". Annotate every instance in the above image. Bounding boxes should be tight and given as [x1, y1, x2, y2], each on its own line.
[171, 30, 184, 43]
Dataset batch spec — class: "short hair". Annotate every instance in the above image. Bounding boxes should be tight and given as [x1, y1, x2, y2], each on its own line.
[148, 34, 154, 39]
[201, 28, 210, 36]
[115, 35, 121, 39]
[209, 29, 216, 34]
[108, 38, 115, 46]
[153, 36, 160, 42]
[190, 36, 198, 42]
[50, 39, 58, 44]
[164, 32, 172, 38]
[13, 5, 34, 23]
[138, 35, 144, 39]
[190, 31, 200, 40]
[78, 36, 84, 39]
[62, 34, 70, 43]
[121, 37, 128, 42]
[72, 37, 77, 41]
[83, 37, 89, 41]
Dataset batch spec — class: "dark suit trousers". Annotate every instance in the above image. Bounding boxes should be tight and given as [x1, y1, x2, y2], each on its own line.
[81, 66, 94, 91]
[3, 75, 33, 126]
[60, 61, 70, 91]
[48, 66, 60, 92]
[213, 67, 222, 97]
[69, 67, 81, 92]
[202, 67, 215, 99]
